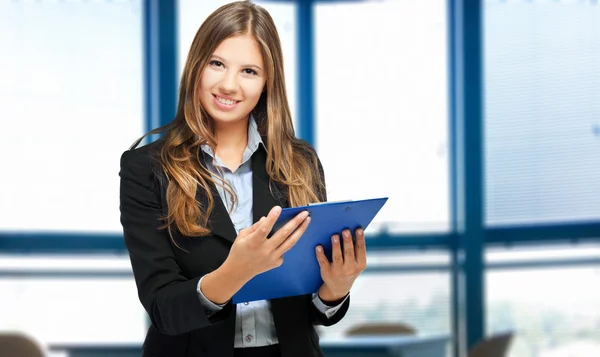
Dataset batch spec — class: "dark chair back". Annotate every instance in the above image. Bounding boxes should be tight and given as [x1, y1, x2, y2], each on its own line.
[345, 322, 417, 336]
[0, 332, 45, 357]
[468, 332, 513, 357]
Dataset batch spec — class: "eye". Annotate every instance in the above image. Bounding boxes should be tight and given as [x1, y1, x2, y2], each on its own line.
[243, 68, 257, 76]
[210, 60, 224, 68]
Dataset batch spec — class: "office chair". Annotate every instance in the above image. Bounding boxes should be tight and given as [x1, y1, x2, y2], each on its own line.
[345, 322, 417, 336]
[468, 332, 513, 357]
[0, 332, 46, 357]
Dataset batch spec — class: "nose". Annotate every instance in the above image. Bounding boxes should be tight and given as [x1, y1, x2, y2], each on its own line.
[219, 69, 239, 93]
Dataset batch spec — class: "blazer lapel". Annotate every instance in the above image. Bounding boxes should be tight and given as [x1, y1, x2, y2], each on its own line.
[197, 151, 238, 244]
[252, 145, 288, 224]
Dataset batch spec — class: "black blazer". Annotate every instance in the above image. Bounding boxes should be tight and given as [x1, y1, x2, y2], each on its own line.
[119, 139, 350, 357]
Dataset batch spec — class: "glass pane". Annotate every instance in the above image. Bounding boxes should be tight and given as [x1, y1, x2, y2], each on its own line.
[177, 0, 298, 129]
[0, 254, 133, 272]
[0, 256, 146, 345]
[315, 0, 450, 233]
[484, 0, 600, 226]
[487, 244, 600, 264]
[321, 273, 451, 338]
[486, 246, 600, 357]
[0, 0, 144, 233]
[368, 250, 450, 267]
[318, 253, 451, 339]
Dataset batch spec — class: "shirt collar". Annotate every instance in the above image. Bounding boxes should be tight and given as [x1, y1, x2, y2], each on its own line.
[200, 113, 264, 164]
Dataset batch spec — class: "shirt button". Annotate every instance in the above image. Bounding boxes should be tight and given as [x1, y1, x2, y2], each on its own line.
[244, 302, 249, 305]
[245, 334, 253, 342]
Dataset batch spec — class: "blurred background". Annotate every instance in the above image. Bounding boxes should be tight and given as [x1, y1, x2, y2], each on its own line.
[1, 0, 599, 356]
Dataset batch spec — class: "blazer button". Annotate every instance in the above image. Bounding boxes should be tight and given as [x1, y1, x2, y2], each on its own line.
[244, 302, 249, 305]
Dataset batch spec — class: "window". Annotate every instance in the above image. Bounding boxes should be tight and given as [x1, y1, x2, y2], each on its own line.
[0, 0, 144, 233]
[319, 251, 451, 339]
[484, 0, 600, 226]
[314, 0, 450, 233]
[486, 245, 600, 357]
[0, 255, 146, 345]
[177, 0, 298, 128]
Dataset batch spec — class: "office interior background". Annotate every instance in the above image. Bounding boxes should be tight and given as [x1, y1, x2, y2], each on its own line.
[1, 0, 599, 356]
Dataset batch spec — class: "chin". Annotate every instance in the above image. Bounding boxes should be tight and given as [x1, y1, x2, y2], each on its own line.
[210, 112, 247, 124]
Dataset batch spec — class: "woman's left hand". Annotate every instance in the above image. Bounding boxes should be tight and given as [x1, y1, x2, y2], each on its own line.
[315, 228, 367, 302]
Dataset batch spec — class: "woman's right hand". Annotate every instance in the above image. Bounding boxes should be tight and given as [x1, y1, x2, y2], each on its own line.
[224, 206, 311, 282]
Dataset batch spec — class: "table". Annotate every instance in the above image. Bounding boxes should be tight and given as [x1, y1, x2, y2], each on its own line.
[320, 335, 450, 357]
[50, 334, 449, 357]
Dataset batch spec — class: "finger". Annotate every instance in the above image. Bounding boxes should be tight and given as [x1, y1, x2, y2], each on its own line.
[253, 217, 265, 229]
[249, 206, 282, 241]
[240, 217, 264, 238]
[342, 229, 355, 264]
[267, 210, 310, 248]
[355, 227, 367, 268]
[315, 245, 330, 271]
[331, 234, 343, 266]
[274, 216, 311, 256]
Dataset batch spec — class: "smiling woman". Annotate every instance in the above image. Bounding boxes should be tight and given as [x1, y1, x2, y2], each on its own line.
[119, 1, 364, 357]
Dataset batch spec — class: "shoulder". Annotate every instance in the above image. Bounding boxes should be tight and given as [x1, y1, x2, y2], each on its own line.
[292, 138, 320, 160]
[119, 139, 165, 188]
[293, 138, 324, 172]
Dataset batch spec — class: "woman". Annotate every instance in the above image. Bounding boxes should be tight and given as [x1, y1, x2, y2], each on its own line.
[119, 1, 367, 357]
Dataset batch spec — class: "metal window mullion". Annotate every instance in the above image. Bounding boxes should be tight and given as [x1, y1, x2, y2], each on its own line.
[451, 0, 485, 355]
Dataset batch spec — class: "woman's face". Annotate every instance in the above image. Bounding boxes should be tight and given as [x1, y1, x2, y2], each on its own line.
[199, 34, 267, 127]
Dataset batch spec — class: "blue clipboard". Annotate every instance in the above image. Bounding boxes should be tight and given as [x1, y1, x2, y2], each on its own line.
[232, 197, 388, 304]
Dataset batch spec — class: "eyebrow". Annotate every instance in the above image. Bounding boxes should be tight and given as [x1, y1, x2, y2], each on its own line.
[211, 55, 263, 71]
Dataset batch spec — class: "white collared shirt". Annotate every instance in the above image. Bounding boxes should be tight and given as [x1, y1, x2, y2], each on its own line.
[196, 115, 348, 348]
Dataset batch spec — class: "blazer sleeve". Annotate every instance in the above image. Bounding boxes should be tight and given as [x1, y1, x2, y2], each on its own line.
[119, 148, 233, 336]
[310, 294, 351, 326]
[307, 149, 352, 326]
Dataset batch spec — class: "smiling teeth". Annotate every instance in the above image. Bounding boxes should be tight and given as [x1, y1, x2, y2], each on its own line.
[217, 96, 236, 105]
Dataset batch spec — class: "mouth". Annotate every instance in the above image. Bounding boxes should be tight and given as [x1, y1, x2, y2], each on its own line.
[213, 94, 241, 107]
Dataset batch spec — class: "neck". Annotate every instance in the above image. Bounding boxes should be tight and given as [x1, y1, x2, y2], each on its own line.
[214, 117, 249, 158]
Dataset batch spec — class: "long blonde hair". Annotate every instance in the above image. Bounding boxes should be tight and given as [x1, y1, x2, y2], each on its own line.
[131, 0, 325, 239]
